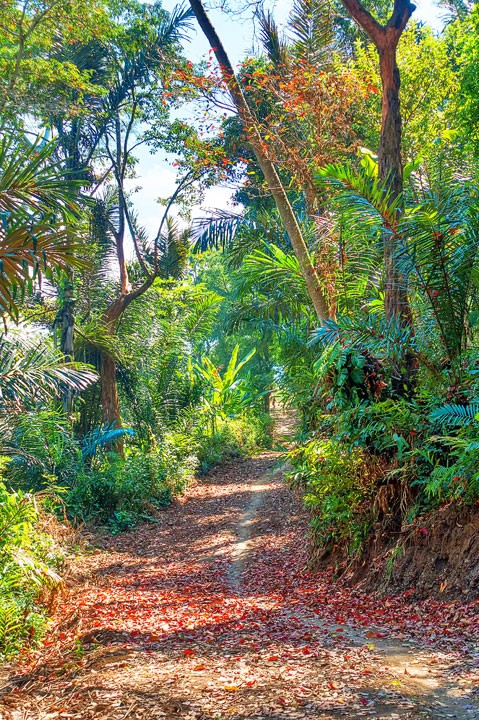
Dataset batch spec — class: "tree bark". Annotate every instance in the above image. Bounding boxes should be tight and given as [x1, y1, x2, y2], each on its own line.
[100, 275, 155, 433]
[100, 353, 122, 428]
[341, 0, 417, 392]
[100, 298, 127, 454]
[188, 0, 330, 323]
[379, 41, 411, 324]
[340, 0, 414, 324]
[59, 278, 75, 412]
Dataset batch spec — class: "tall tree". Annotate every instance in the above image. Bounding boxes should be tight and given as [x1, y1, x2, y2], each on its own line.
[188, 0, 330, 322]
[340, 0, 415, 324]
[0, 0, 112, 129]
[34, 2, 196, 431]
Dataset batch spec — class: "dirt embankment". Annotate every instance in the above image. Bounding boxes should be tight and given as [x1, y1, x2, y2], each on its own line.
[327, 502, 479, 601]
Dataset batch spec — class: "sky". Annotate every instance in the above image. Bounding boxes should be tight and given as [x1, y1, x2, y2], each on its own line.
[127, 0, 446, 239]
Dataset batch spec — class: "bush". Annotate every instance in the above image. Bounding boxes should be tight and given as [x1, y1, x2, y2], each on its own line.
[411, 403, 479, 503]
[196, 413, 273, 473]
[0, 463, 65, 658]
[286, 439, 380, 553]
[6, 409, 198, 531]
[67, 438, 196, 528]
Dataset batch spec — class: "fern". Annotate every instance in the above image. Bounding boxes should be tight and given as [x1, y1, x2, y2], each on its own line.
[0, 478, 63, 657]
[430, 403, 479, 426]
[81, 423, 135, 459]
[310, 314, 415, 360]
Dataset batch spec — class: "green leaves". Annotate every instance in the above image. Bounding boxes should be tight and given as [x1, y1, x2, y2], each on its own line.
[0, 473, 63, 658]
[316, 162, 402, 234]
[0, 135, 87, 319]
[288, 0, 336, 67]
[317, 157, 479, 367]
[243, 242, 310, 308]
[310, 314, 414, 361]
[0, 332, 97, 414]
[430, 403, 479, 426]
[0, 136, 82, 219]
[193, 345, 257, 424]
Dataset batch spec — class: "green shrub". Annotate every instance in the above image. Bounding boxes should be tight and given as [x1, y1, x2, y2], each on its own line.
[286, 439, 378, 553]
[196, 413, 273, 473]
[67, 438, 196, 526]
[411, 403, 479, 503]
[0, 462, 64, 658]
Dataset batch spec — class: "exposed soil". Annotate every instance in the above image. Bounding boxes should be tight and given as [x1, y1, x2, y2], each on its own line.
[347, 502, 479, 601]
[0, 444, 478, 719]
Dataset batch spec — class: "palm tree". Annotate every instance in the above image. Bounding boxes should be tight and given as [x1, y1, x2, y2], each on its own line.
[0, 331, 96, 418]
[0, 134, 85, 320]
[188, 0, 330, 322]
[53, 2, 197, 432]
[314, 158, 479, 391]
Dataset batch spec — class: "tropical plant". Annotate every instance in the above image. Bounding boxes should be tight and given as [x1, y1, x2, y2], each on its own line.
[0, 135, 86, 319]
[0, 463, 64, 657]
[0, 331, 97, 418]
[193, 345, 257, 432]
[315, 158, 479, 386]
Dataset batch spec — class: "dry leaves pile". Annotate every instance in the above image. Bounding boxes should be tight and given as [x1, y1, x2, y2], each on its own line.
[0, 453, 478, 719]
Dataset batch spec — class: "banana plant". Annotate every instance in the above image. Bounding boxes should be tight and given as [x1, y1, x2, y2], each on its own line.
[193, 345, 256, 433]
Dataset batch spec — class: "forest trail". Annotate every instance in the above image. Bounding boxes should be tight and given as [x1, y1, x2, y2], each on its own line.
[1, 429, 478, 719]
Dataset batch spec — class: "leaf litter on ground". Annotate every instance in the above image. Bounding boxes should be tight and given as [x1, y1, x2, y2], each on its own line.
[0, 453, 478, 719]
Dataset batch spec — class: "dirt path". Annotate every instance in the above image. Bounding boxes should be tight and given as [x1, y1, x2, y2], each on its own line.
[1, 451, 478, 719]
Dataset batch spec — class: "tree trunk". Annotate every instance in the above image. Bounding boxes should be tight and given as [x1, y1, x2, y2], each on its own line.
[378, 41, 403, 197]
[188, 0, 330, 323]
[59, 278, 75, 412]
[100, 298, 126, 454]
[340, 0, 415, 313]
[101, 353, 122, 428]
[99, 277, 155, 446]
[340, 0, 417, 392]
[378, 42, 410, 325]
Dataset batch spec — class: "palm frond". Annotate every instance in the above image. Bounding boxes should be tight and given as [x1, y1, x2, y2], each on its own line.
[81, 422, 135, 459]
[75, 320, 124, 362]
[317, 162, 402, 235]
[160, 2, 196, 43]
[192, 210, 251, 253]
[182, 289, 222, 338]
[0, 136, 82, 219]
[257, 9, 290, 67]
[310, 313, 415, 360]
[242, 242, 309, 302]
[0, 333, 97, 414]
[289, 0, 336, 66]
[430, 403, 479, 426]
[0, 223, 85, 320]
[396, 180, 479, 360]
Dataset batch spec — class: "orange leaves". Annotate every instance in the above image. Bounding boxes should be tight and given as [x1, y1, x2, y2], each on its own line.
[237, 60, 365, 194]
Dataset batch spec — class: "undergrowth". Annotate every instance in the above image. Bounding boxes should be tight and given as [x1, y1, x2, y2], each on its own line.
[0, 461, 66, 659]
[286, 344, 479, 560]
[196, 413, 273, 474]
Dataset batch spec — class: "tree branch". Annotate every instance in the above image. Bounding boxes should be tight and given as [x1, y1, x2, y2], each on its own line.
[340, 0, 383, 42]
[188, 0, 330, 322]
[152, 169, 199, 270]
[340, 0, 415, 48]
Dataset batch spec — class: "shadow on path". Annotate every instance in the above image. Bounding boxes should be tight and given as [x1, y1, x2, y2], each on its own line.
[1, 419, 478, 720]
